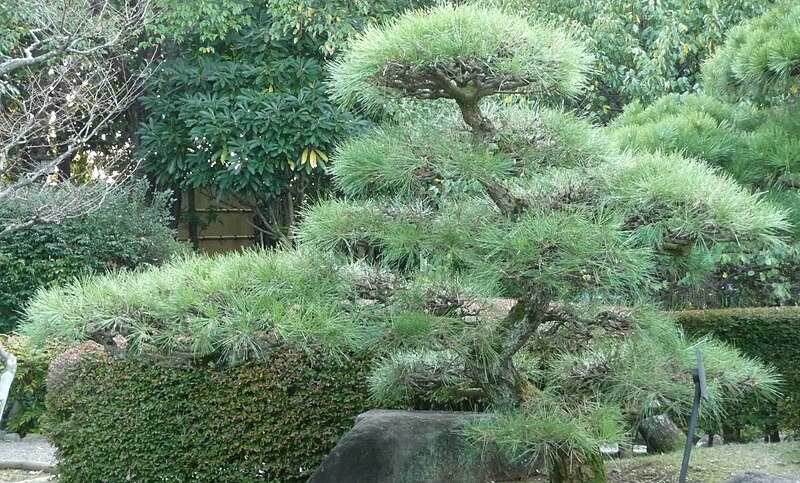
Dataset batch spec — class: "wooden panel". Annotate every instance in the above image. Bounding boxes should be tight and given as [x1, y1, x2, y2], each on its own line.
[177, 189, 257, 253]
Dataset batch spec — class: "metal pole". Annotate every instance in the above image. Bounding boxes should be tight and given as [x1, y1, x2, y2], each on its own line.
[679, 368, 702, 483]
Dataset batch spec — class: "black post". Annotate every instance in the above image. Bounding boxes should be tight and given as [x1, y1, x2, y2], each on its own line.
[679, 369, 702, 483]
[679, 348, 708, 483]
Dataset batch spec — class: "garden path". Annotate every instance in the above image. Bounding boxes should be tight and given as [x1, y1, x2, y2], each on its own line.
[0, 436, 56, 470]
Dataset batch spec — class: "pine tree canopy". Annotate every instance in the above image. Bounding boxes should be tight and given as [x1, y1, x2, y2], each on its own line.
[301, 106, 788, 298]
[301, 5, 788, 476]
[703, 0, 800, 104]
[328, 4, 593, 115]
[294, 98, 787, 434]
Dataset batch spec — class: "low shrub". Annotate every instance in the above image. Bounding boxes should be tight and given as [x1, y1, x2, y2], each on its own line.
[45, 348, 373, 483]
[676, 307, 800, 437]
[0, 181, 185, 332]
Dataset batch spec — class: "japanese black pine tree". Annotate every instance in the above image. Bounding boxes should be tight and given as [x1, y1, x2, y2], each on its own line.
[297, 5, 786, 482]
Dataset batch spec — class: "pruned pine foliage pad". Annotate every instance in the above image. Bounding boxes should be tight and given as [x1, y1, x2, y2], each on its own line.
[546, 310, 781, 423]
[703, 0, 800, 104]
[328, 4, 593, 113]
[609, 93, 757, 167]
[605, 151, 788, 250]
[462, 400, 628, 468]
[304, 105, 787, 295]
[609, 92, 800, 233]
[22, 250, 378, 365]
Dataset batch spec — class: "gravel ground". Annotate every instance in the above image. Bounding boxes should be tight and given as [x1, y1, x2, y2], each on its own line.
[0, 438, 56, 467]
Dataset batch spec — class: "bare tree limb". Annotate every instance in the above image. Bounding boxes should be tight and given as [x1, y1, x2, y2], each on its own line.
[0, 0, 156, 240]
[0, 0, 150, 77]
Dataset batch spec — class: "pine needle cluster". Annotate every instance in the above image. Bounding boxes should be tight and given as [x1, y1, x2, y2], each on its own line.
[703, 0, 800, 104]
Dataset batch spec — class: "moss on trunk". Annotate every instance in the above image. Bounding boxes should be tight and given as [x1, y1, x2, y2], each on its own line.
[550, 448, 607, 483]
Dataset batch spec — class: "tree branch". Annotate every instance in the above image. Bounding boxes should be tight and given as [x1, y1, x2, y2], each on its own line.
[0, 0, 150, 77]
[0, 1, 157, 239]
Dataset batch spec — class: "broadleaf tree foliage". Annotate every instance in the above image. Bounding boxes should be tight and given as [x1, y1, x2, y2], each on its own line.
[475, 0, 776, 121]
[138, 0, 433, 245]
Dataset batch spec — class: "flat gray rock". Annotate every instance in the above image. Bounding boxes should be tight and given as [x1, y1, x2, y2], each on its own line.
[309, 410, 532, 483]
[725, 472, 800, 483]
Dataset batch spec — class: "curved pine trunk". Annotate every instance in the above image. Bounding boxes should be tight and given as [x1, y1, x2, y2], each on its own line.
[471, 292, 551, 408]
[550, 448, 607, 483]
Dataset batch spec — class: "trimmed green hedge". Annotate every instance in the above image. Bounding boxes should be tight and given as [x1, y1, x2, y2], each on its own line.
[45, 349, 373, 482]
[676, 307, 800, 435]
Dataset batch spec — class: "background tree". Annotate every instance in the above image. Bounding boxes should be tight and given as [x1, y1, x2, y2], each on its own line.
[476, 0, 775, 122]
[0, 0, 185, 430]
[0, 0, 155, 239]
[0, 181, 184, 331]
[702, 0, 800, 107]
[138, 0, 433, 245]
[608, 0, 800, 309]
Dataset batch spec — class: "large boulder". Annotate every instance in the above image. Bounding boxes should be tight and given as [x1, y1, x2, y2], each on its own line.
[695, 434, 724, 447]
[309, 410, 533, 483]
[639, 414, 684, 453]
[725, 472, 800, 483]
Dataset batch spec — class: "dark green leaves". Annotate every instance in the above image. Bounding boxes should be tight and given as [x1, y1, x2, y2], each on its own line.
[0, 182, 183, 332]
[46, 350, 374, 482]
[139, 48, 358, 198]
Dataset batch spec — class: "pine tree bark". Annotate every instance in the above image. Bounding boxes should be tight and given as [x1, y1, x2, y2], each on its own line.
[550, 447, 606, 483]
[456, 99, 496, 135]
[470, 292, 613, 482]
[479, 177, 525, 217]
[639, 414, 684, 453]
